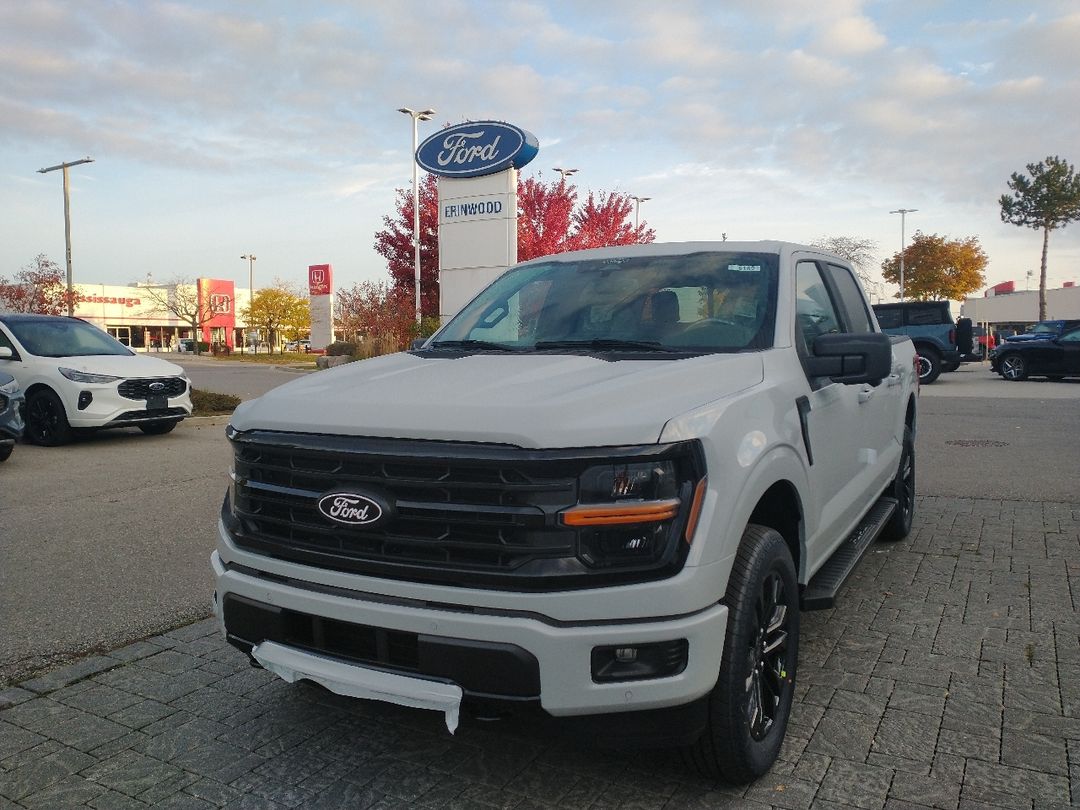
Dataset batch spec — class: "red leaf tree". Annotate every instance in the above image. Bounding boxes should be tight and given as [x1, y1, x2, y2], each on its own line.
[336, 280, 419, 353]
[0, 254, 82, 315]
[374, 174, 441, 319]
[373, 174, 656, 313]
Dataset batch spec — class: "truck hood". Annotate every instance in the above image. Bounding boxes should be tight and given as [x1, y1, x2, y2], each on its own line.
[46, 354, 186, 378]
[231, 351, 764, 448]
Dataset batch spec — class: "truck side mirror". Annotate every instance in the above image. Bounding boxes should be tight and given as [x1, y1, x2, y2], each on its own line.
[0, 346, 12, 360]
[806, 332, 891, 385]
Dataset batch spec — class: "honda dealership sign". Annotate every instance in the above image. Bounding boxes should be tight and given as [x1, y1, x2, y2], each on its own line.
[420, 121, 539, 321]
[308, 264, 334, 350]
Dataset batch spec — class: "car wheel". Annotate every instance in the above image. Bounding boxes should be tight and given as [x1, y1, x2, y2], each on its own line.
[0, 443, 12, 462]
[26, 389, 73, 446]
[139, 421, 179, 435]
[1000, 354, 1028, 381]
[915, 347, 942, 384]
[683, 524, 798, 784]
[880, 426, 915, 542]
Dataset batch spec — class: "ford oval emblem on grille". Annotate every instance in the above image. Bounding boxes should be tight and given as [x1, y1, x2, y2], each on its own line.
[317, 492, 389, 527]
[149, 382, 166, 392]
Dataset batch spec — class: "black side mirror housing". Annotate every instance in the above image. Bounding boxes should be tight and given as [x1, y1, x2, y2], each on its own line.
[806, 332, 892, 385]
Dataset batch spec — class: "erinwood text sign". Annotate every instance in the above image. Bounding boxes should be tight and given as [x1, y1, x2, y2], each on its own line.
[417, 121, 538, 178]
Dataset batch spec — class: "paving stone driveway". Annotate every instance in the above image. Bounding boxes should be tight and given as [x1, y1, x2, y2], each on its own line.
[2, 496, 1079, 809]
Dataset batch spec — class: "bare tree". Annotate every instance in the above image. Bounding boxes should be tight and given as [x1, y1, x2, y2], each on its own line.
[812, 236, 880, 290]
[140, 278, 223, 355]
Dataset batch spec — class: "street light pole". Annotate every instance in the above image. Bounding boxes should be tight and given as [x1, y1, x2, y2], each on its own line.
[553, 167, 578, 183]
[398, 107, 436, 325]
[889, 208, 917, 302]
[38, 157, 94, 316]
[241, 254, 256, 353]
[630, 195, 651, 231]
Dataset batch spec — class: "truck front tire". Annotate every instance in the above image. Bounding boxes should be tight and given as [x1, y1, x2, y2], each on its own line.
[684, 524, 799, 783]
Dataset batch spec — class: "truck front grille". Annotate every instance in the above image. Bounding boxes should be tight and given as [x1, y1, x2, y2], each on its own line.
[225, 431, 699, 590]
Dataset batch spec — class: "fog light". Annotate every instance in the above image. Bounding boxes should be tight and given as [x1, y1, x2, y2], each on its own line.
[591, 639, 689, 682]
[77, 391, 93, 410]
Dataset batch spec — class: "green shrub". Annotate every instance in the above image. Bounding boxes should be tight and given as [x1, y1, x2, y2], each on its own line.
[191, 388, 242, 415]
[326, 341, 358, 356]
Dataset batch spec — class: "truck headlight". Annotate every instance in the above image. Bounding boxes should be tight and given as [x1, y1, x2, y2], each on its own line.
[0, 378, 18, 395]
[562, 449, 707, 569]
[58, 367, 121, 384]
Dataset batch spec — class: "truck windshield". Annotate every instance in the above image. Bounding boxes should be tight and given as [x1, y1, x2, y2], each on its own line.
[433, 251, 779, 354]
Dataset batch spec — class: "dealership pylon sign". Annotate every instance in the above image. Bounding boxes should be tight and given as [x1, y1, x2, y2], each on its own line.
[308, 264, 334, 350]
[416, 121, 538, 322]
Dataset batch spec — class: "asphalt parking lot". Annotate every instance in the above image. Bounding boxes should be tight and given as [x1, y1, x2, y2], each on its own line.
[1, 361, 1079, 808]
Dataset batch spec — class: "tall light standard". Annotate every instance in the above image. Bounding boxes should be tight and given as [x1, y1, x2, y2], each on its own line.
[889, 208, 917, 302]
[630, 195, 651, 231]
[241, 254, 256, 353]
[398, 107, 436, 325]
[38, 156, 94, 316]
[553, 167, 578, 183]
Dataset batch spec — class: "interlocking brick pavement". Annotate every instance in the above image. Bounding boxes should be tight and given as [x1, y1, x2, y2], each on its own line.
[2, 496, 1079, 809]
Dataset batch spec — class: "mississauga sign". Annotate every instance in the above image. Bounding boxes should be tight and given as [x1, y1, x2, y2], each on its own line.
[417, 121, 539, 178]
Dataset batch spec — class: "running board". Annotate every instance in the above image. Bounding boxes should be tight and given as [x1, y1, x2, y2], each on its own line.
[801, 497, 897, 610]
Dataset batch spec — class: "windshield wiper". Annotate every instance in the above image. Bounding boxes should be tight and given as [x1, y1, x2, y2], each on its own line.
[426, 339, 522, 352]
[533, 338, 673, 353]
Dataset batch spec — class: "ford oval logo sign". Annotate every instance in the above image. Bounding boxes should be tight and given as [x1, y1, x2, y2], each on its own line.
[416, 121, 539, 178]
[317, 492, 391, 527]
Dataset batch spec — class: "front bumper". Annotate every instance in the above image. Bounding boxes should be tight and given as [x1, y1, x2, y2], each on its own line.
[212, 526, 727, 722]
[62, 384, 192, 429]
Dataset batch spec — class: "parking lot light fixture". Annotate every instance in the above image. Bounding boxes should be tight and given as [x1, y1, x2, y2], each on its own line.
[553, 167, 579, 183]
[241, 254, 256, 353]
[37, 157, 94, 316]
[890, 208, 917, 303]
[630, 195, 652, 231]
[399, 107, 436, 325]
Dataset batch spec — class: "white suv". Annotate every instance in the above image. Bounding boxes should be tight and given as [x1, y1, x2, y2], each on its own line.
[0, 314, 193, 446]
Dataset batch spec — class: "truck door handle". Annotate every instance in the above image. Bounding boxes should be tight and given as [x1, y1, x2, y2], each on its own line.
[858, 385, 874, 403]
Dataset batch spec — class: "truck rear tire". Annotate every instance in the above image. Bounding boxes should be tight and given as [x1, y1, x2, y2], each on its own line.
[683, 524, 798, 783]
[915, 347, 942, 384]
[879, 426, 915, 542]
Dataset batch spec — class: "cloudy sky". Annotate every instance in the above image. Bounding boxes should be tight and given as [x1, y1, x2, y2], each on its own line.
[2, 0, 1079, 299]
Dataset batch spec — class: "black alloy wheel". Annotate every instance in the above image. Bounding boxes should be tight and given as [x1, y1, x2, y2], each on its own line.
[683, 524, 799, 783]
[746, 569, 791, 741]
[26, 389, 72, 446]
[880, 425, 915, 542]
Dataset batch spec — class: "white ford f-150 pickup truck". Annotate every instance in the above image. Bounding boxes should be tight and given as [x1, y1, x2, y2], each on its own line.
[212, 241, 918, 782]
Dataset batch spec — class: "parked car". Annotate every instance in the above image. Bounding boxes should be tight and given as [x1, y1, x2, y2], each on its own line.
[1004, 319, 1080, 344]
[284, 339, 311, 353]
[0, 314, 193, 446]
[991, 325, 1080, 381]
[176, 338, 195, 353]
[0, 367, 25, 462]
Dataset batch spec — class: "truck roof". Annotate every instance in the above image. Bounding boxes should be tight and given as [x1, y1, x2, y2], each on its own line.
[514, 240, 846, 265]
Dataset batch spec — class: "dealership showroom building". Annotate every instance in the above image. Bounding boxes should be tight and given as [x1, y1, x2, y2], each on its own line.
[72, 278, 252, 351]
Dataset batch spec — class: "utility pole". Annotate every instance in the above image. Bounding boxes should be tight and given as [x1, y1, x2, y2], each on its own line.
[398, 107, 436, 325]
[38, 157, 94, 316]
[890, 208, 917, 302]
